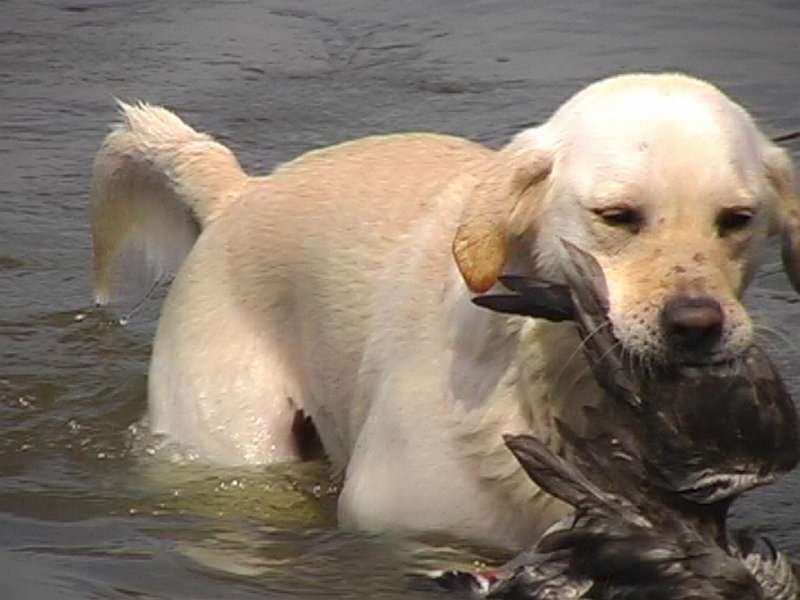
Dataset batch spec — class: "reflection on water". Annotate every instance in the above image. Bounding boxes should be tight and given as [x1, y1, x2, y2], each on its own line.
[2, 0, 800, 597]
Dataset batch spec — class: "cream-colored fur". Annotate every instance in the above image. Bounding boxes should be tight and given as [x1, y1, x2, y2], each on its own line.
[91, 74, 799, 549]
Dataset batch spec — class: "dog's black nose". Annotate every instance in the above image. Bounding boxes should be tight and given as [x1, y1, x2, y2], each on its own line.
[662, 295, 724, 356]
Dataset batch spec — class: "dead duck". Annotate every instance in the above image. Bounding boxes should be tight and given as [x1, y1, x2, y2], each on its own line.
[433, 243, 799, 599]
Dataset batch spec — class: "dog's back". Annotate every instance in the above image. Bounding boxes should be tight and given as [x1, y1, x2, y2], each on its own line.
[91, 104, 492, 465]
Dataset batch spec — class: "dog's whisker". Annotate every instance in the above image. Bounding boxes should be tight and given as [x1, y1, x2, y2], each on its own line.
[753, 324, 798, 355]
[552, 340, 589, 387]
[751, 331, 777, 355]
[552, 318, 614, 386]
[596, 337, 626, 371]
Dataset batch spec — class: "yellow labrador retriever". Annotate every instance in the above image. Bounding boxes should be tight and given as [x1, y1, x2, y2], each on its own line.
[91, 73, 799, 549]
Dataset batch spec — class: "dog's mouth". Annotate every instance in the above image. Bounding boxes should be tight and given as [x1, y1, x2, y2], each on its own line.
[665, 345, 751, 371]
[672, 354, 737, 369]
[627, 351, 751, 386]
[613, 336, 743, 373]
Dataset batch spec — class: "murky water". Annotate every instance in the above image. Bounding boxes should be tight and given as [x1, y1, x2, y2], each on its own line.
[2, 0, 800, 597]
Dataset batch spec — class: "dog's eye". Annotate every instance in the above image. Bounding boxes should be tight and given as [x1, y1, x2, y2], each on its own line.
[717, 207, 754, 235]
[593, 207, 643, 232]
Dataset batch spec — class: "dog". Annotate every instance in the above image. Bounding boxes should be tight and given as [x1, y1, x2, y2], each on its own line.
[91, 73, 799, 550]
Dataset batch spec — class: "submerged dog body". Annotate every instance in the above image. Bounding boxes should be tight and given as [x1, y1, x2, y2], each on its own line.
[91, 73, 799, 549]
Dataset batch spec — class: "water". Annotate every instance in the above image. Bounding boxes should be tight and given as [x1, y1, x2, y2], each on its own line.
[2, 0, 800, 597]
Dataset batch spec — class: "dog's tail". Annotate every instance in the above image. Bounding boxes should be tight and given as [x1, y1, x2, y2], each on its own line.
[90, 101, 248, 305]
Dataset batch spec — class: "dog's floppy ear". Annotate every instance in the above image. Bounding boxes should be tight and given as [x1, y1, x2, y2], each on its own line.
[452, 136, 553, 293]
[765, 144, 800, 292]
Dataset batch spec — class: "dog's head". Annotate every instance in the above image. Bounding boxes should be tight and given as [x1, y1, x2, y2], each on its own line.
[454, 73, 799, 365]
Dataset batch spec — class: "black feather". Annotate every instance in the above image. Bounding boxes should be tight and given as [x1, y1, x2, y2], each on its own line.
[464, 242, 799, 599]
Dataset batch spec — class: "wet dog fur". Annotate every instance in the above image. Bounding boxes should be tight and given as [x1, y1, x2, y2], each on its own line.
[91, 73, 799, 549]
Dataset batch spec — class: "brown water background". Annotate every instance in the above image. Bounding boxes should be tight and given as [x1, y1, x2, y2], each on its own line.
[2, 0, 800, 597]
